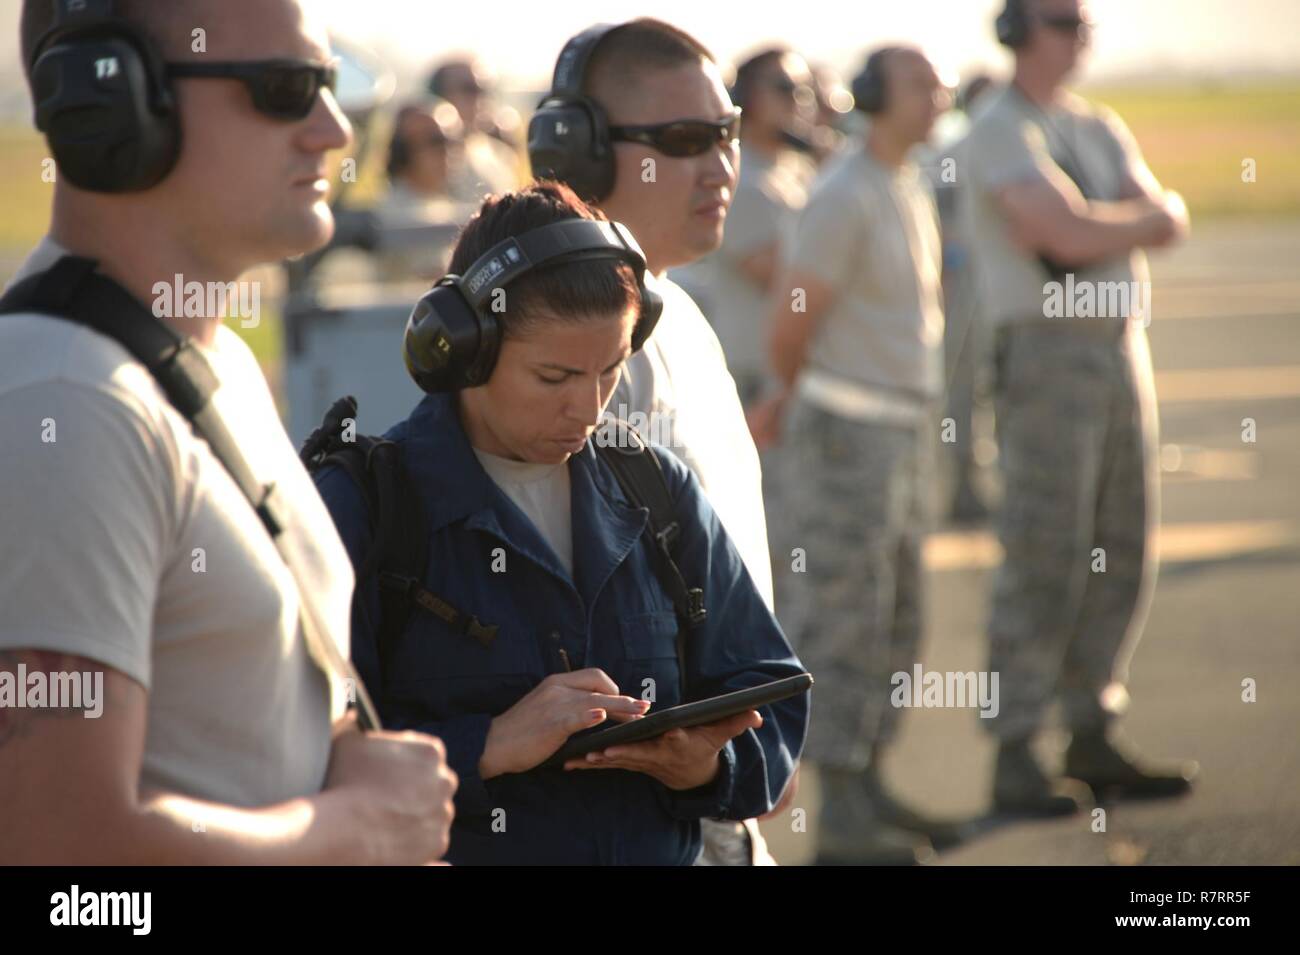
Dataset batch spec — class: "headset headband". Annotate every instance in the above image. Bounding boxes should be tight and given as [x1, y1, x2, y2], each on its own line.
[458, 218, 646, 309]
[35, 0, 117, 63]
[550, 22, 617, 97]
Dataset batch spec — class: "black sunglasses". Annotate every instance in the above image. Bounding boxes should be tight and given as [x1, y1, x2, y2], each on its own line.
[1038, 13, 1093, 36]
[767, 77, 815, 102]
[166, 58, 339, 120]
[608, 110, 742, 158]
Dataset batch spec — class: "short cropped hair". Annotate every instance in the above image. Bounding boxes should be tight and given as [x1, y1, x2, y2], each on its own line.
[582, 18, 715, 108]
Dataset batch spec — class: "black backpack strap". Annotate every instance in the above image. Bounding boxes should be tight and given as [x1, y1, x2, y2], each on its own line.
[3, 258, 288, 532]
[1, 256, 383, 730]
[301, 400, 497, 679]
[595, 421, 707, 700]
[369, 440, 498, 652]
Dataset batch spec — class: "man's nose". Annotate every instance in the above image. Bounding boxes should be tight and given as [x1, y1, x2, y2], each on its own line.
[301, 87, 353, 153]
[700, 140, 738, 188]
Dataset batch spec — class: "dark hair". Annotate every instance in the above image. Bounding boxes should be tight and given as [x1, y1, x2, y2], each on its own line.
[447, 180, 641, 338]
[732, 47, 789, 110]
[582, 18, 715, 105]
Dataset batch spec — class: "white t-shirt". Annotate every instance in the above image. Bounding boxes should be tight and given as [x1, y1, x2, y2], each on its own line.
[612, 275, 775, 610]
[473, 448, 573, 577]
[0, 238, 354, 808]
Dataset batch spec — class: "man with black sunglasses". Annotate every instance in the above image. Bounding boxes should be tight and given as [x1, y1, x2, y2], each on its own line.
[538, 18, 785, 866]
[2, 0, 456, 864]
[962, 0, 1197, 817]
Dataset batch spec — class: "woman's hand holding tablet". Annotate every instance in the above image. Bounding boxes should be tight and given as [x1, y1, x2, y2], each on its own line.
[563, 709, 764, 790]
[478, 669, 650, 779]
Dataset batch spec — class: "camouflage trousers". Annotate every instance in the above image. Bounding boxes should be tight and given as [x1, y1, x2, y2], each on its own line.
[984, 320, 1160, 740]
[775, 398, 933, 771]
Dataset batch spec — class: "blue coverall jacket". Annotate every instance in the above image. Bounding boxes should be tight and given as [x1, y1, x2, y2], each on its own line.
[315, 391, 808, 865]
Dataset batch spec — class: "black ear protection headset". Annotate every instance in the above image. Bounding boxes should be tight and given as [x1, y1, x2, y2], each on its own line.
[402, 217, 664, 393]
[996, 0, 1032, 48]
[526, 23, 621, 203]
[387, 126, 412, 180]
[386, 106, 422, 180]
[28, 0, 181, 193]
[851, 47, 902, 115]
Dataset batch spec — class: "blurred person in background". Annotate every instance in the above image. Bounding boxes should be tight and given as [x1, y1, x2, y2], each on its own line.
[372, 99, 470, 282]
[757, 45, 954, 865]
[934, 72, 996, 524]
[963, 0, 1197, 818]
[807, 62, 855, 164]
[710, 46, 817, 407]
[427, 55, 524, 202]
[528, 18, 786, 865]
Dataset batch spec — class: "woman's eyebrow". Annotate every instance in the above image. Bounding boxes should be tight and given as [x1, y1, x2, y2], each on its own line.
[535, 356, 628, 375]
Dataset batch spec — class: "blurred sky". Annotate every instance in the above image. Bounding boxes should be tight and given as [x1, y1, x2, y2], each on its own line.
[2, 0, 1298, 114]
[309, 0, 1300, 86]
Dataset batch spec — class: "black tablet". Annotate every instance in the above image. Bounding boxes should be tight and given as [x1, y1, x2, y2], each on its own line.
[540, 673, 813, 770]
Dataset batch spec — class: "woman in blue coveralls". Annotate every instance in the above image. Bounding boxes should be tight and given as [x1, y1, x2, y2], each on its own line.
[315, 180, 808, 865]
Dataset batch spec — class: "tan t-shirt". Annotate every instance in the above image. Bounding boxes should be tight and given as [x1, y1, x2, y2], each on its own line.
[707, 145, 814, 399]
[473, 448, 573, 578]
[782, 140, 945, 400]
[960, 85, 1152, 324]
[0, 238, 354, 808]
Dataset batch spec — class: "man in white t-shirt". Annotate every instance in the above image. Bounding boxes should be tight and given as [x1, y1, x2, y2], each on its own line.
[533, 18, 784, 864]
[0, 0, 455, 864]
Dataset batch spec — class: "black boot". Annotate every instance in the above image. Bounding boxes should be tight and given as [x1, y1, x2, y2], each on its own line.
[815, 767, 936, 866]
[948, 477, 990, 525]
[1064, 727, 1198, 800]
[860, 762, 968, 851]
[993, 736, 1091, 817]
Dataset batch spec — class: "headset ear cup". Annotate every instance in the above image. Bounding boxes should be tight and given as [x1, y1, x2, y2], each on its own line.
[851, 52, 891, 114]
[526, 96, 615, 202]
[850, 65, 877, 114]
[33, 34, 179, 192]
[996, 0, 1029, 47]
[403, 279, 503, 393]
[387, 134, 409, 179]
[631, 284, 663, 352]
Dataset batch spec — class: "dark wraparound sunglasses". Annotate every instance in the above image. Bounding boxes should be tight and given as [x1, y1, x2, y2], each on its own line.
[1039, 13, 1093, 36]
[609, 110, 742, 157]
[166, 59, 339, 120]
